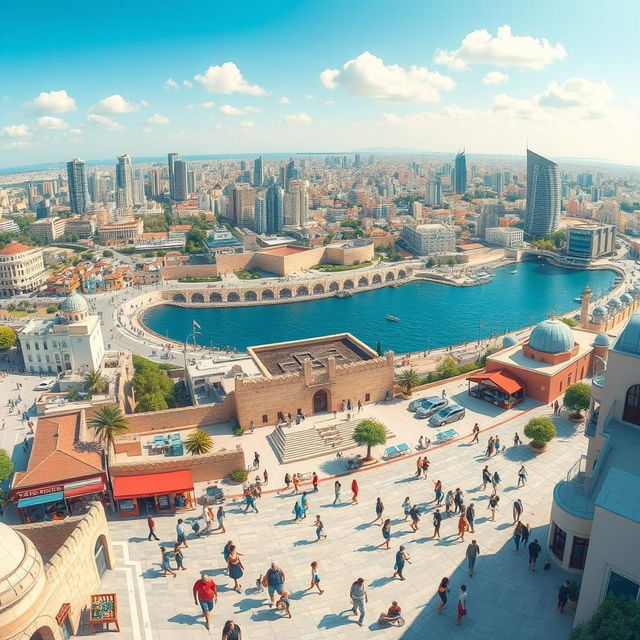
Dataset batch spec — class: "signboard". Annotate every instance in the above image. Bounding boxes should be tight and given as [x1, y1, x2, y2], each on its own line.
[15, 484, 64, 499]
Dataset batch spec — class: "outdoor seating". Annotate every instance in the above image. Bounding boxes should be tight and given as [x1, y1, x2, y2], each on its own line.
[434, 428, 457, 443]
[396, 443, 410, 455]
[169, 433, 181, 442]
[384, 445, 399, 459]
[170, 442, 183, 456]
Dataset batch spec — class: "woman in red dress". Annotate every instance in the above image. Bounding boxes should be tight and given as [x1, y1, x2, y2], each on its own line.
[351, 478, 359, 504]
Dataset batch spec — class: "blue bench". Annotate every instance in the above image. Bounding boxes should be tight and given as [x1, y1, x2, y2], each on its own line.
[384, 445, 399, 458]
[434, 429, 457, 443]
[396, 443, 410, 455]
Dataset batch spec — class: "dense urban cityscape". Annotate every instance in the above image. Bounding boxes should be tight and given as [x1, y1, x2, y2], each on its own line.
[1, 4, 639, 640]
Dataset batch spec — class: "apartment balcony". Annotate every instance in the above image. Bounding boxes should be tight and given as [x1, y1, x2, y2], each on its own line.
[590, 370, 606, 403]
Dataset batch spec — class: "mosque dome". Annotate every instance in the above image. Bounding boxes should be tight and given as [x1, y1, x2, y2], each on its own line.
[620, 293, 634, 305]
[592, 305, 608, 317]
[607, 297, 622, 308]
[60, 292, 88, 314]
[529, 319, 574, 354]
[615, 312, 640, 356]
[502, 334, 518, 348]
[594, 333, 611, 347]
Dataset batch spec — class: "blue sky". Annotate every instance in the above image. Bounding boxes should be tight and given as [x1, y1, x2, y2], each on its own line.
[1, 0, 639, 168]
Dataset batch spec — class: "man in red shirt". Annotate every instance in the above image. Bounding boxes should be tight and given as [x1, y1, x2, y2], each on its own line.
[147, 515, 159, 541]
[193, 572, 218, 630]
[312, 472, 319, 492]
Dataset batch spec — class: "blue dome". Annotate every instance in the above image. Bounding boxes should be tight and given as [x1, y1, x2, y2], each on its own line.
[594, 332, 611, 347]
[593, 305, 608, 317]
[631, 287, 640, 298]
[607, 297, 622, 308]
[503, 334, 518, 348]
[529, 319, 574, 354]
[621, 293, 633, 305]
[614, 312, 640, 356]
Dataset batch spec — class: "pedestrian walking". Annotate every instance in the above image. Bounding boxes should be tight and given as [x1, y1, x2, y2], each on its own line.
[314, 514, 327, 541]
[192, 572, 217, 631]
[528, 539, 542, 571]
[373, 497, 384, 525]
[422, 456, 430, 479]
[160, 547, 177, 577]
[351, 478, 359, 504]
[402, 496, 411, 521]
[283, 473, 291, 492]
[494, 436, 501, 454]
[147, 515, 159, 541]
[465, 502, 476, 534]
[176, 518, 188, 548]
[554, 400, 560, 415]
[415, 456, 423, 478]
[357, 399, 362, 413]
[263, 469, 269, 485]
[432, 509, 442, 539]
[455, 585, 468, 625]
[333, 480, 342, 505]
[173, 543, 187, 571]
[517, 465, 527, 487]
[557, 580, 571, 613]
[442, 389, 447, 398]
[485, 437, 495, 457]
[491, 470, 501, 491]
[293, 500, 303, 522]
[466, 541, 480, 576]
[393, 545, 410, 580]
[253, 451, 260, 469]
[470, 423, 480, 443]
[227, 545, 244, 592]
[243, 488, 259, 513]
[513, 498, 523, 524]
[454, 488, 464, 514]
[436, 577, 450, 613]
[307, 561, 324, 594]
[349, 578, 368, 626]
[216, 505, 226, 533]
[265, 563, 286, 606]
[221, 620, 241, 640]
[457, 513, 468, 541]
[409, 504, 421, 531]
[513, 521, 523, 551]
[482, 465, 491, 490]
[312, 471, 319, 492]
[445, 490, 453, 517]
[433, 479, 443, 505]
[488, 494, 500, 521]
[513, 432, 521, 447]
[379, 519, 392, 549]
[291, 473, 300, 494]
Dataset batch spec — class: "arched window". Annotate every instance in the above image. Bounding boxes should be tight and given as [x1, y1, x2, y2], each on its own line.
[623, 384, 640, 426]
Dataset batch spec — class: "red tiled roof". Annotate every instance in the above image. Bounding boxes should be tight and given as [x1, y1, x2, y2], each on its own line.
[467, 370, 523, 395]
[0, 241, 34, 255]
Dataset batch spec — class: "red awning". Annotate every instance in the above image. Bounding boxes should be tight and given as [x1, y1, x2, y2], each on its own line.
[64, 481, 105, 499]
[467, 370, 523, 395]
[112, 470, 193, 499]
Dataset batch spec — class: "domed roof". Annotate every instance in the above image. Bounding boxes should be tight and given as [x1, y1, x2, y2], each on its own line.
[60, 292, 88, 314]
[593, 305, 608, 316]
[0, 523, 43, 609]
[615, 312, 640, 356]
[594, 332, 611, 347]
[529, 319, 574, 354]
[502, 334, 518, 348]
[607, 297, 622, 308]
[621, 293, 633, 304]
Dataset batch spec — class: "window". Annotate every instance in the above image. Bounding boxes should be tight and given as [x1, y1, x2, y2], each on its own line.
[607, 571, 640, 601]
[27, 355, 32, 363]
[35, 342, 39, 350]
[568, 373, 572, 385]
[569, 536, 589, 569]
[551, 523, 566, 561]
[623, 384, 640, 426]
[365, 393, 370, 401]
[559, 380, 563, 392]
[262, 415, 268, 424]
[25, 343, 30, 350]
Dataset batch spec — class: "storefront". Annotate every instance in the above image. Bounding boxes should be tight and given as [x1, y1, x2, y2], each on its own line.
[467, 370, 525, 409]
[112, 470, 195, 517]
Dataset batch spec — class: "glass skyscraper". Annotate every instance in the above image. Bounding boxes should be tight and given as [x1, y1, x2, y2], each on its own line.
[454, 151, 467, 194]
[524, 149, 561, 238]
[66, 158, 91, 214]
[266, 178, 284, 233]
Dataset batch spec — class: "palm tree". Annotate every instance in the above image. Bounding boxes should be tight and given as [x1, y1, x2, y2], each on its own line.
[84, 369, 108, 394]
[396, 368, 421, 396]
[88, 405, 129, 453]
[184, 429, 214, 455]
[352, 419, 387, 462]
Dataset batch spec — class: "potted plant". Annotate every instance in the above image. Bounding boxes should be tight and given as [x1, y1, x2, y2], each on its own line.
[524, 416, 557, 452]
[567, 581, 581, 609]
[563, 383, 591, 422]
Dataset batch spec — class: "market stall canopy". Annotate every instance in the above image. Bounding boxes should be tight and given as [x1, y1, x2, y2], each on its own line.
[112, 470, 193, 499]
[467, 370, 523, 395]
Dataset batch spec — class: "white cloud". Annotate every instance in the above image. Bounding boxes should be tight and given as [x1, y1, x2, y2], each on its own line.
[3, 140, 30, 150]
[37, 116, 69, 130]
[244, 106, 263, 113]
[482, 71, 509, 85]
[304, 94, 314, 100]
[320, 51, 455, 102]
[145, 113, 171, 125]
[435, 25, 566, 71]
[219, 105, 244, 116]
[324, 100, 336, 106]
[87, 114, 122, 129]
[183, 80, 193, 89]
[165, 78, 179, 90]
[66, 128, 83, 137]
[279, 97, 291, 104]
[199, 101, 216, 108]
[2, 124, 32, 137]
[239, 120, 255, 128]
[194, 62, 266, 95]
[28, 90, 77, 113]
[284, 112, 312, 124]
[90, 94, 144, 114]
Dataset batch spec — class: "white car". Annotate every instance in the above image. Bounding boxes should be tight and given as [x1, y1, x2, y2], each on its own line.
[34, 378, 55, 391]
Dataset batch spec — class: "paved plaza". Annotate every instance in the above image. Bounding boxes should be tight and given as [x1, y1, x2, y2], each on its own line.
[89, 379, 583, 640]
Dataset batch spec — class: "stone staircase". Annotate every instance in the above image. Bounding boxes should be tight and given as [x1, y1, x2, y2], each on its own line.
[267, 420, 396, 464]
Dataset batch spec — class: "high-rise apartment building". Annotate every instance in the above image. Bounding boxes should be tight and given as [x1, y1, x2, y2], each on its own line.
[524, 149, 561, 237]
[284, 179, 308, 226]
[167, 152, 178, 200]
[149, 169, 163, 198]
[253, 157, 264, 188]
[66, 158, 91, 214]
[454, 151, 467, 194]
[254, 194, 267, 233]
[173, 160, 189, 202]
[187, 169, 195, 195]
[230, 183, 256, 227]
[115, 154, 133, 209]
[425, 177, 442, 206]
[132, 169, 145, 206]
[266, 180, 284, 233]
[284, 159, 296, 190]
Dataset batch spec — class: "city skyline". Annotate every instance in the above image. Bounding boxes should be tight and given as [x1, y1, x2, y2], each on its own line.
[2, 0, 640, 168]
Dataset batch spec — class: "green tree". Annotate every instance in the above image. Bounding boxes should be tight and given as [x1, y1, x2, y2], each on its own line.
[376, 341, 383, 356]
[46, 304, 59, 314]
[524, 416, 557, 449]
[0, 448, 14, 483]
[84, 369, 109, 394]
[436, 356, 459, 379]
[135, 392, 169, 413]
[564, 383, 591, 418]
[396, 368, 421, 395]
[102, 249, 114, 258]
[184, 429, 213, 455]
[570, 596, 640, 640]
[352, 419, 387, 462]
[88, 405, 129, 453]
[0, 326, 17, 350]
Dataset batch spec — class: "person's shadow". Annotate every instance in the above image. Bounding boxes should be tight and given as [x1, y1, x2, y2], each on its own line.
[167, 613, 202, 627]
[318, 611, 354, 629]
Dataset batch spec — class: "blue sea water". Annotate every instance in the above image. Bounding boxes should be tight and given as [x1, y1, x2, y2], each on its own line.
[141, 262, 617, 354]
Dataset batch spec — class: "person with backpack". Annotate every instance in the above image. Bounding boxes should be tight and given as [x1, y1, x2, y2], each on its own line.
[488, 494, 500, 521]
[265, 563, 285, 607]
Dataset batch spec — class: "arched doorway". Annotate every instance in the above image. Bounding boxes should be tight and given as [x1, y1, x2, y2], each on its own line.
[313, 389, 328, 413]
[30, 626, 55, 640]
[623, 384, 640, 425]
[94, 535, 108, 578]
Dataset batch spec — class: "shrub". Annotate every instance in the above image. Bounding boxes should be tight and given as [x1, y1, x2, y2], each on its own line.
[233, 425, 244, 436]
[524, 416, 557, 449]
[46, 304, 59, 314]
[0, 326, 17, 350]
[570, 595, 640, 640]
[230, 468, 249, 482]
[0, 449, 14, 483]
[184, 429, 213, 455]
[564, 383, 591, 417]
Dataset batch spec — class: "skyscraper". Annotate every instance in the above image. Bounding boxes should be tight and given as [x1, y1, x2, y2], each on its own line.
[425, 177, 442, 206]
[284, 179, 308, 226]
[454, 151, 467, 194]
[254, 193, 267, 233]
[115, 154, 133, 209]
[524, 149, 561, 237]
[253, 156, 264, 188]
[149, 169, 163, 198]
[66, 158, 91, 214]
[266, 179, 284, 233]
[229, 183, 255, 227]
[284, 159, 296, 190]
[173, 160, 189, 202]
[167, 152, 178, 200]
[132, 168, 145, 206]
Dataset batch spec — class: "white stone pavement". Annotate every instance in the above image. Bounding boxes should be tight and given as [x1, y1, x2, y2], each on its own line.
[91, 383, 584, 640]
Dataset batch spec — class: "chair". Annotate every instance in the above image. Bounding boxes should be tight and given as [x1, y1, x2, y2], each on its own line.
[171, 443, 184, 456]
[435, 429, 457, 443]
[384, 446, 399, 459]
[169, 433, 181, 442]
[153, 435, 164, 450]
[396, 443, 410, 455]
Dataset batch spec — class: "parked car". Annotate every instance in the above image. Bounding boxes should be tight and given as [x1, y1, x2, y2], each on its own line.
[34, 378, 56, 391]
[415, 396, 448, 419]
[429, 404, 466, 427]
[408, 397, 433, 412]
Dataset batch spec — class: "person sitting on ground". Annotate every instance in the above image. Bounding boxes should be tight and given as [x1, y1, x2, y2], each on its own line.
[378, 601, 402, 625]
